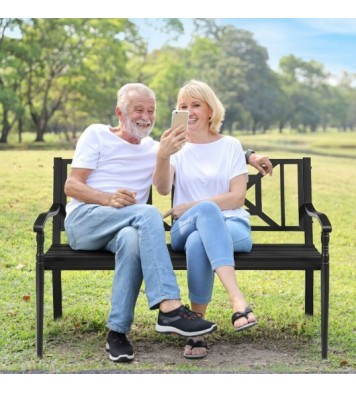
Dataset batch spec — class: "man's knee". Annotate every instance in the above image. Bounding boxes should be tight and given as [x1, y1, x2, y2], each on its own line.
[116, 227, 139, 252]
[137, 204, 163, 223]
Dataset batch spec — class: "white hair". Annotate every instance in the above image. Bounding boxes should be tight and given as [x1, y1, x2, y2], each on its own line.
[117, 83, 156, 113]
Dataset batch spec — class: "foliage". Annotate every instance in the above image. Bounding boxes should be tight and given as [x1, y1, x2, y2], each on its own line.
[0, 18, 143, 142]
[1, 18, 356, 143]
[143, 46, 190, 138]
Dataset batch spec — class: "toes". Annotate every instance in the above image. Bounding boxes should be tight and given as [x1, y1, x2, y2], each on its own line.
[192, 347, 207, 357]
[234, 316, 248, 329]
[184, 344, 193, 357]
[247, 312, 257, 324]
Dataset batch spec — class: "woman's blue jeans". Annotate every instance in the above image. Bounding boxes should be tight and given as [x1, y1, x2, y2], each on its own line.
[65, 203, 180, 333]
[170, 201, 252, 305]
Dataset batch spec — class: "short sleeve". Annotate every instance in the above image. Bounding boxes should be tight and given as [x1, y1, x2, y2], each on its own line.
[71, 125, 102, 169]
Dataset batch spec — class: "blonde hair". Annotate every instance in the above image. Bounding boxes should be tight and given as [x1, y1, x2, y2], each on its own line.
[176, 80, 225, 133]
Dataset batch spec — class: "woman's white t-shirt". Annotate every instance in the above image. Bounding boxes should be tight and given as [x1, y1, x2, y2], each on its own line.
[65, 124, 159, 217]
[170, 136, 250, 221]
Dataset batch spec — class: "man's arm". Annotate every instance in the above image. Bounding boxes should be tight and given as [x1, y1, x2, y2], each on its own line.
[64, 168, 137, 208]
[245, 150, 273, 176]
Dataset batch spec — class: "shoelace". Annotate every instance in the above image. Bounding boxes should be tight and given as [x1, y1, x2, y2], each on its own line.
[181, 304, 203, 319]
[111, 332, 128, 344]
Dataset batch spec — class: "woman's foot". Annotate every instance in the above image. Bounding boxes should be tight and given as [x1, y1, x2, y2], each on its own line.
[232, 306, 258, 331]
[183, 336, 207, 359]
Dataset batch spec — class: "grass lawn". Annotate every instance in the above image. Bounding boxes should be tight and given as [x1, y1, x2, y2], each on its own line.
[0, 131, 355, 375]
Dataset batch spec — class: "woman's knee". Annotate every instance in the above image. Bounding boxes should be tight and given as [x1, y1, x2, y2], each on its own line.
[194, 200, 220, 216]
[227, 218, 253, 252]
[234, 236, 253, 252]
[185, 231, 204, 252]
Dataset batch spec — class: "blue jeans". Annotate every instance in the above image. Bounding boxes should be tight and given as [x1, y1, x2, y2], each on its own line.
[170, 201, 252, 305]
[64, 203, 180, 333]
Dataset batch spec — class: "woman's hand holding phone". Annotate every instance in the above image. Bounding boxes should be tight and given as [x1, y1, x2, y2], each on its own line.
[158, 110, 189, 159]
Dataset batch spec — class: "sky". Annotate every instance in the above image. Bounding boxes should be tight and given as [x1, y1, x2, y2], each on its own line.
[2, 1, 356, 83]
[132, 18, 356, 81]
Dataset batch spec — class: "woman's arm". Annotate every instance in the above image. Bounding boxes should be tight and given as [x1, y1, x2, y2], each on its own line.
[209, 174, 247, 211]
[153, 125, 187, 195]
[165, 174, 247, 220]
[153, 151, 175, 195]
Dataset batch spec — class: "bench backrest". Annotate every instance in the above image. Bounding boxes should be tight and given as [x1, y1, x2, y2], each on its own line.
[51, 157, 314, 245]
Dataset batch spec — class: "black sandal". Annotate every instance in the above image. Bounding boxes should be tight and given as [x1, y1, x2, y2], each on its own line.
[184, 338, 208, 359]
[231, 306, 258, 332]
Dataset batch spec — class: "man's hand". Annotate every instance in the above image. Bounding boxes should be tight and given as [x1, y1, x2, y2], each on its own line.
[248, 153, 273, 176]
[109, 189, 137, 208]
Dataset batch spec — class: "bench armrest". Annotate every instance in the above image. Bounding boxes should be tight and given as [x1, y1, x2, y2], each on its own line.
[304, 203, 332, 233]
[33, 203, 63, 233]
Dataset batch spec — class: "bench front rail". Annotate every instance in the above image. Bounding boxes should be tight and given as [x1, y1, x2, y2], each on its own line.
[34, 157, 332, 359]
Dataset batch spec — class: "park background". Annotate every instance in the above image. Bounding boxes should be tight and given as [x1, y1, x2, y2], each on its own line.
[0, 13, 355, 383]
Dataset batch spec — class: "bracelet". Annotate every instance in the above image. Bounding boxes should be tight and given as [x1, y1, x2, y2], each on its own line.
[245, 149, 255, 163]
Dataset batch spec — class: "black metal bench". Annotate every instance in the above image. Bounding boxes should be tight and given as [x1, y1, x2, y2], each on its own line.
[34, 157, 332, 359]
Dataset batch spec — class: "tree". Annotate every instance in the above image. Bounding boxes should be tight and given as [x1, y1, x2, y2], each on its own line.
[278, 55, 330, 132]
[12, 19, 141, 142]
[72, 19, 144, 127]
[141, 46, 189, 136]
[273, 73, 294, 133]
[190, 22, 277, 133]
[332, 73, 356, 130]
[0, 18, 26, 143]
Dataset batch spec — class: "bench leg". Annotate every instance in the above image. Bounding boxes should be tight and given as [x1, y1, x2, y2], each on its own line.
[321, 262, 329, 359]
[36, 261, 44, 358]
[52, 270, 63, 319]
[305, 270, 314, 315]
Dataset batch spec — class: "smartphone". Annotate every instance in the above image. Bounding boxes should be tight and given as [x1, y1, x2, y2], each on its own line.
[171, 110, 189, 130]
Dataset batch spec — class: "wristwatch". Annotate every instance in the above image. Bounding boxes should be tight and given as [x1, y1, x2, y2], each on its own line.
[245, 149, 255, 163]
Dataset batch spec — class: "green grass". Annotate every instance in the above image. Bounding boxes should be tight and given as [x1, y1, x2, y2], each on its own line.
[0, 131, 355, 373]
[235, 128, 356, 159]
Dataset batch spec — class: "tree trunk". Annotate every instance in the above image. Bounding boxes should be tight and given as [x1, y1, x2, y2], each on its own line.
[0, 109, 11, 143]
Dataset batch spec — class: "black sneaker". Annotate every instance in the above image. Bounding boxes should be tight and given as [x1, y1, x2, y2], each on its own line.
[106, 331, 134, 363]
[155, 305, 217, 337]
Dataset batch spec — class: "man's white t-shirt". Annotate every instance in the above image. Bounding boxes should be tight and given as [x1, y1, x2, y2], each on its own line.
[170, 136, 250, 221]
[65, 124, 159, 217]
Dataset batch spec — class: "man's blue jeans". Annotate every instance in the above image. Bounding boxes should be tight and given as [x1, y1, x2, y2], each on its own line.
[65, 203, 180, 333]
[170, 201, 252, 305]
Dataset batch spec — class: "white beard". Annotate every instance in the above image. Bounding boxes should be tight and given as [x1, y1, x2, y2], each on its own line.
[124, 118, 154, 140]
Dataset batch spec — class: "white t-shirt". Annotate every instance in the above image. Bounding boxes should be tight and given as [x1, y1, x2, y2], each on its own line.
[170, 136, 250, 220]
[65, 124, 159, 217]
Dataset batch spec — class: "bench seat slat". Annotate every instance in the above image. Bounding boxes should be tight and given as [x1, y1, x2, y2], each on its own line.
[43, 244, 322, 271]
